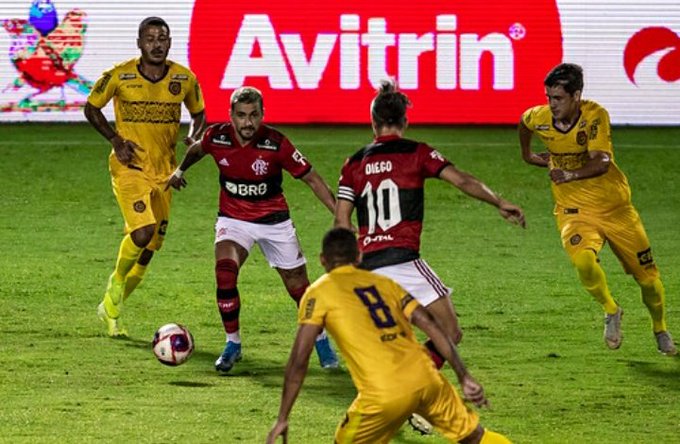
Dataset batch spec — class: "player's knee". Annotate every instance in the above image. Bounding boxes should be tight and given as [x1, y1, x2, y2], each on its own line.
[131, 225, 155, 247]
[216, 258, 239, 289]
[571, 250, 599, 280]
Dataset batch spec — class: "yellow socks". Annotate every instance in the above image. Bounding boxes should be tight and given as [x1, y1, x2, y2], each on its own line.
[124, 262, 148, 301]
[640, 278, 667, 333]
[113, 234, 143, 282]
[572, 250, 618, 314]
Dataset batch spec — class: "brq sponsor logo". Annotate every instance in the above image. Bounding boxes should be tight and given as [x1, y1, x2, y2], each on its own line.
[189, 0, 562, 123]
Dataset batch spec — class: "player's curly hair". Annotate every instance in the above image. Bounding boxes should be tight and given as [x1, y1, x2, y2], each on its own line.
[371, 79, 411, 129]
[230, 86, 264, 112]
[322, 228, 358, 268]
[544, 63, 584, 95]
[138, 17, 169, 37]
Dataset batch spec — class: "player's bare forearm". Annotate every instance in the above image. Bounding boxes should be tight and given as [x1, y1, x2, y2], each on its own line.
[185, 111, 207, 145]
[276, 325, 318, 422]
[334, 199, 354, 229]
[84, 102, 118, 141]
[177, 141, 206, 172]
[440, 166, 501, 207]
[302, 170, 336, 214]
[519, 121, 549, 167]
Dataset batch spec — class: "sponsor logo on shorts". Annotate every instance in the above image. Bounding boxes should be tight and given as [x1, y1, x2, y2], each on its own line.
[158, 220, 168, 236]
[169, 81, 182, 95]
[637, 247, 654, 265]
[133, 200, 146, 213]
[570, 234, 582, 245]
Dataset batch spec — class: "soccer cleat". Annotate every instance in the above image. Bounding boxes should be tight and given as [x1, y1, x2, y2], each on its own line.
[97, 302, 128, 338]
[408, 413, 433, 435]
[215, 342, 242, 373]
[315, 336, 339, 369]
[604, 306, 623, 349]
[102, 274, 125, 318]
[655, 331, 678, 356]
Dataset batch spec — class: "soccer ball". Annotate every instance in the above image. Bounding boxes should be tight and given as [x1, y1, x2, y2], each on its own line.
[152, 323, 194, 366]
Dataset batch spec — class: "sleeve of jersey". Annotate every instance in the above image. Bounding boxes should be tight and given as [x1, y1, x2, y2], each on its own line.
[521, 106, 538, 130]
[420, 144, 452, 178]
[200, 126, 216, 155]
[297, 287, 326, 327]
[280, 139, 312, 179]
[87, 68, 117, 109]
[587, 107, 613, 154]
[184, 72, 206, 115]
[337, 160, 355, 202]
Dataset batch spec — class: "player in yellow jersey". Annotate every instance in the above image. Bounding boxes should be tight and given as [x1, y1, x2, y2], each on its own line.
[519, 63, 676, 355]
[84, 17, 206, 337]
[266, 228, 511, 444]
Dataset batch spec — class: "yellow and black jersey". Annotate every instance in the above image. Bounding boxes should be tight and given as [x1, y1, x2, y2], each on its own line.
[299, 265, 441, 399]
[88, 57, 204, 183]
[522, 100, 631, 213]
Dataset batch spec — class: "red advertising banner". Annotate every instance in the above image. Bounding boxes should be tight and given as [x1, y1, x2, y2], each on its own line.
[189, 0, 563, 123]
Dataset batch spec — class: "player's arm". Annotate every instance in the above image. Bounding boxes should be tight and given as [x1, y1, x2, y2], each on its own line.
[184, 110, 207, 146]
[267, 323, 322, 444]
[300, 169, 336, 215]
[334, 199, 355, 230]
[549, 150, 610, 184]
[409, 305, 488, 407]
[83, 102, 137, 165]
[439, 165, 526, 228]
[165, 139, 207, 191]
[518, 120, 550, 167]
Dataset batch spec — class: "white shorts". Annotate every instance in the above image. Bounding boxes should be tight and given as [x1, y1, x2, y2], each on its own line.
[372, 259, 451, 307]
[214, 217, 306, 270]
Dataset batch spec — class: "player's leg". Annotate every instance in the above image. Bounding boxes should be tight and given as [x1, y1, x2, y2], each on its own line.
[606, 206, 676, 355]
[98, 173, 156, 337]
[335, 394, 416, 444]
[123, 188, 171, 301]
[214, 218, 252, 372]
[558, 213, 621, 348]
[261, 220, 338, 368]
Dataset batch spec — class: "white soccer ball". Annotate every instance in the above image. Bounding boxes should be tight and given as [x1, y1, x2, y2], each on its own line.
[152, 323, 194, 366]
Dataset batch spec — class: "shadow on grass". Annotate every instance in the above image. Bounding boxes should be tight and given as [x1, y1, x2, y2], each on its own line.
[624, 357, 680, 389]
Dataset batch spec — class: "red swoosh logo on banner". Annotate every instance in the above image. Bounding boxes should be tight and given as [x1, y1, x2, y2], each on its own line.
[624, 27, 680, 85]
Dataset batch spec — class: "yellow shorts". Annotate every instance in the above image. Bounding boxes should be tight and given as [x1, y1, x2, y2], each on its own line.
[110, 163, 171, 251]
[335, 373, 479, 443]
[555, 204, 659, 282]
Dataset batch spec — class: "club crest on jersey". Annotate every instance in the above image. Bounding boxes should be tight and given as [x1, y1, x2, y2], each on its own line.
[252, 158, 269, 175]
[570, 234, 582, 245]
[169, 81, 181, 95]
[256, 139, 277, 150]
[576, 131, 587, 146]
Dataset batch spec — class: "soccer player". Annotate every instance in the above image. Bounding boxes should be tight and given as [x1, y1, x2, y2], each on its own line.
[519, 63, 676, 355]
[85, 17, 206, 337]
[266, 228, 511, 444]
[165, 86, 339, 372]
[334, 80, 526, 368]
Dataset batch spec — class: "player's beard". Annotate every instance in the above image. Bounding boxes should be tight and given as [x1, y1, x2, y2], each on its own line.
[238, 126, 256, 141]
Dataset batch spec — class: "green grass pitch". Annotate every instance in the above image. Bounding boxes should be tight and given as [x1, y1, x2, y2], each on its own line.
[1, 123, 679, 443]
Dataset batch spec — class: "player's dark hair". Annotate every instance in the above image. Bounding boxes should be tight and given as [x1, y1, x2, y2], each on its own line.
[322, 228, 358, 267]
[544, 63, 584, 95]
[230, 86, 264, 112]
[371, 80, 411, 129]
[138, 17, 170, 37]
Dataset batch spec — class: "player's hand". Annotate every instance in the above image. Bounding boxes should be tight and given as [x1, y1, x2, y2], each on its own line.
[498, 200, 526, 228]
[110, 135, 139, 165]
[461, 375, 489, 408]
[265, 420, 288, 444]
[529, 151, 550, 167]
[164, 169, 187, 191]
[549, 168, 576, 184]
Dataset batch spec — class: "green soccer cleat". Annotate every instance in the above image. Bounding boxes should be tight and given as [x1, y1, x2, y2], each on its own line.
[97, 302, 129, 338]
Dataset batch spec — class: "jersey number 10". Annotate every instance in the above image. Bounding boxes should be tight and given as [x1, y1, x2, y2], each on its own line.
[361, 179, 403, 234]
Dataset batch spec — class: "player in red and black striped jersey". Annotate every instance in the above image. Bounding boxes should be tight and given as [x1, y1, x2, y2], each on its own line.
[167, 87, 339, 373]
[335, 80, 526, 371]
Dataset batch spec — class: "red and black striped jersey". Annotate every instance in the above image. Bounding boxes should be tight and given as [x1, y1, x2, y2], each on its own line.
[338, 135, 451, 269]
[201, 123, 312, 224]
